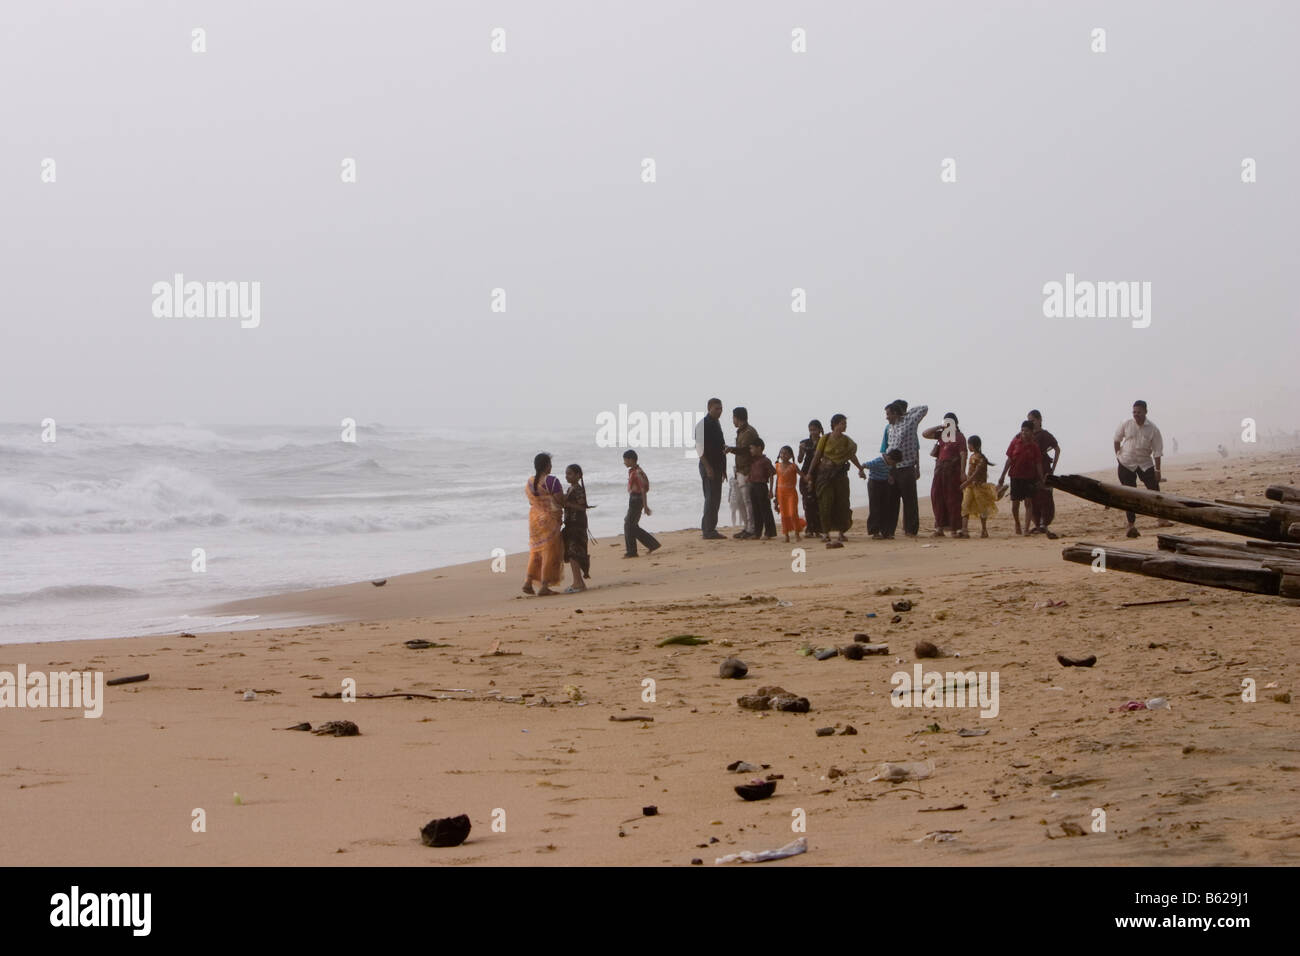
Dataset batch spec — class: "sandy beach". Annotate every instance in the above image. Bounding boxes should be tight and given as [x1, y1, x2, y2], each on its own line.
[3, 451, 1297, 867]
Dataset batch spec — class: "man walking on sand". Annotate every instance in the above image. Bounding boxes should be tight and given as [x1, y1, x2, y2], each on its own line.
[884, 399, 928, 537]
[1028, 409, 1060, 539]
[726, 407, 761, 539]
[697, 398, 727, 539]
[1114, 399, 1170, 538]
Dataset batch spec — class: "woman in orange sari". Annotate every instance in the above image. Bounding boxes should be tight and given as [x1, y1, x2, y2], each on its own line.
[524, 453, 566, 595]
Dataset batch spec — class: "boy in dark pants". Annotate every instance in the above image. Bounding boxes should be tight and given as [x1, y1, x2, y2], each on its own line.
[748, 440, 778, 540]
[622, 450, 661, 557]
[863, 448, 903, 538]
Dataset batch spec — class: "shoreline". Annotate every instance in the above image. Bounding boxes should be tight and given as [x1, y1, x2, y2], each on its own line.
[3, 449, 1295, 867]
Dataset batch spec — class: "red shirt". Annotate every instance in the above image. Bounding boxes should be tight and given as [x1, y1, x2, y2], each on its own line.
[627, 465, 650, 495]
[1006, 436, 1040, 480]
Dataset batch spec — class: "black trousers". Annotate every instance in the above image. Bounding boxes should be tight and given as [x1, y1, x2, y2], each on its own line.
[867, 478, 895, 535]
[624, 494, 660, 555]
[1117, 463, 1159, 522]
[699, 459, 723, 535]
[892, 466, 920, 536]
[749, 482, 776, 537]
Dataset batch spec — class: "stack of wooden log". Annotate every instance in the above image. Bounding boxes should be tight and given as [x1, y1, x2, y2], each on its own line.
[1049, 475, 1300, 598]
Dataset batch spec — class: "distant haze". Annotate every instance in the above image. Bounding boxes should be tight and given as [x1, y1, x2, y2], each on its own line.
[2, 1, 1297, 459]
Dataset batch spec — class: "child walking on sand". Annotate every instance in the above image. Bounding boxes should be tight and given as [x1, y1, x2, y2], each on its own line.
[622, 450, 661, 557]
[747, 439, 778, 540]
[958, 436, 997, 538]
[996, 422, 1045, 536]
[774, 445, 806, 542]
[562, 464, 595, 592]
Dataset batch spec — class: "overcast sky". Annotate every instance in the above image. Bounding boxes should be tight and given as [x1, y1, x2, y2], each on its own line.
[3, 0, 1296, 456]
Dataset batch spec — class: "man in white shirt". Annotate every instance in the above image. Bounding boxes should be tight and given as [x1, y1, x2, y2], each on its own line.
[1113, 399, 1167, 538]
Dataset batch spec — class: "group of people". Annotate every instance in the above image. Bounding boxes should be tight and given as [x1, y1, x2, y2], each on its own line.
[521, 449, 660, 596]
[520, 399, 1168, 594]
[696, 398, 1168, 546]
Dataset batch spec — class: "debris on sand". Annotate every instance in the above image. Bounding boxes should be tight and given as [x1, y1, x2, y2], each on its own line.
[814, 648, 838, 661]
[715, 836, 807, 864]
[312, 720, 360, 737]
[1056, 653, 1096, 667]
[914, 640, 942, 659]
[735, 779, 777, 801]
[892, 600, 913, 612]
[281, 722, 312, 732]
[719, 658, 748, 679]
[868, 761, 934, 783]
[658, 635, 710, 647]
[726, 760, 761, 773]
[420, 814, 471, 847]
[372, 579, 387, 587]
[815, 727, 835, 737]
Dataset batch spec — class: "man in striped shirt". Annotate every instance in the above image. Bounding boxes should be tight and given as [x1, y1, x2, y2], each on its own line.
[883, 400, 929, 537]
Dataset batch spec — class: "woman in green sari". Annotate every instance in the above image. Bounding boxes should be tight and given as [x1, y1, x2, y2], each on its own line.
[808, 413, 866, 544]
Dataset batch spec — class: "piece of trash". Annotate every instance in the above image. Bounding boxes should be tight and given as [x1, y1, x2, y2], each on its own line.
[876, 586, 895, 595]
[957, 727, 989, 737]
[815, 727, 835, 737]
[609, 714, 654, 722]
[282, 722, 312, 732]
[311, 720, 360, 736]
[1146, 697, 1169, 710]
[856, 643, 889, 655]
[914, 830, 959, 844]
[106, 674, 149, 686]
[233, 792, 243, 806]
[866, 612, 877, 618]
[719, 658, 748, 679]
[642, 805, 658, 816]
[868, 761, 934, 783]
[776, 600, 793, 607]
[1056, 654, 1097, 668]
[727, 760, 761, 773]
[715, 836, 807, 864]
[563, 685, 583, 701]
[1264, 681, 1279, 689]
[838, 725, 858, 736]
[1117, 700, 1147, 711]
[420, 814, 471, 847]
[242, 690, 257, 701]
[814, 648, 838, 661]
[735, 779, 777, 801]
[1033, 600, 1069, 610]
[657, 635, 710, 647]
[892, 600, 913, 612]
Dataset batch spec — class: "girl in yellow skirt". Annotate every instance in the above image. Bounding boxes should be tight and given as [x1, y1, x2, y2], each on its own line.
[958, 435, 998, 538]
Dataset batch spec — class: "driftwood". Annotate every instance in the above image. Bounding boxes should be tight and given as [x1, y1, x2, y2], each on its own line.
[106, 674, 150, 686]
[1048, 474, 1294, 541]
[1064, 543, 1281, 595]
[1266, 485, 1300, 504]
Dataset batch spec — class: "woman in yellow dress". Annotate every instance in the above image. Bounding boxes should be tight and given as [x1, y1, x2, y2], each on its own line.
[807, 414, 867, 545]
[523, 453, 566, 595]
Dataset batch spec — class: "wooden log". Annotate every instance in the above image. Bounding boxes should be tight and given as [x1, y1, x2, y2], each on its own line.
[1270, 504, 1300, 528]
[1062, 545, 1281, 594]
[1156, 535, 1300, 556]
[1048, 474, 1285, 540]
[1266, 485, 1300, 504]
[1281, 574, 1300, 600]
[1291, 523, 1300, 540]
[106, 673, 149, 686]
[1213, 498, 1272, 509]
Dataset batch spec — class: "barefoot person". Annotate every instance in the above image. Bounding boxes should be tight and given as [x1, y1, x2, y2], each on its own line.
[562, 464, 594, 593]
[1114, 399, 1167, 538]
[1027, 409, 1060, 538]
[996, 421, 1044, 536]
[797, 420, 825, 538]
[774, 445, 806, 543]
[622, 450, 662, 557]
[523, 452, 565, 595]
[884, 400, 928, 538]
[959, 435, 997, 538]
[922, 413, 967, 537]
[808, 413, 866, 545]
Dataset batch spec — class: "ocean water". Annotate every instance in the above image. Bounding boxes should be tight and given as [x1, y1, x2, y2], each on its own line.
[0, 422, 753, 644]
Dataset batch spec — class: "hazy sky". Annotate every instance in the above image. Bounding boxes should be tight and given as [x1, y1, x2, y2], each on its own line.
[3, 0, 1297, 457]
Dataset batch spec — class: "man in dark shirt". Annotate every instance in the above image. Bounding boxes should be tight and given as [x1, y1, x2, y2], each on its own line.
[726, 407, 761, 538]
[697, 397, 727, 539]
[1027, 409, 1060, 539]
